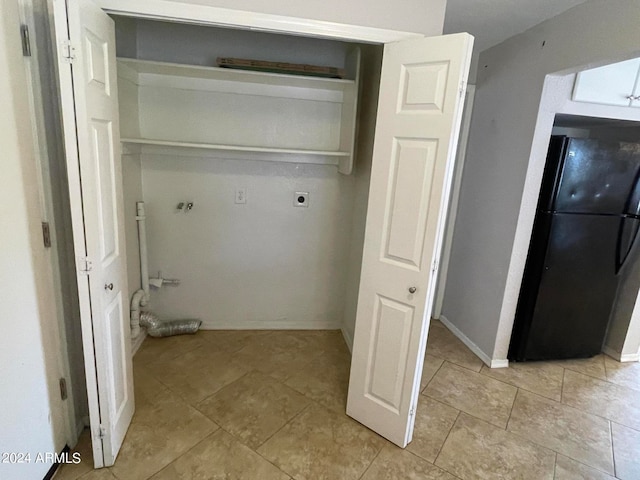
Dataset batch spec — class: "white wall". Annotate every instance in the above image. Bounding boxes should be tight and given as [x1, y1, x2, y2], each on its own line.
[142, 154, 355, 329]
[128, 18, 353, 71]
[0, 0, 62, 477]
[112, 0, 446, 38]
[122, 151, 143, 297]
[115, 21, 381, 330]
[442, 0, 640, 363]
[342, 45, 383, 348]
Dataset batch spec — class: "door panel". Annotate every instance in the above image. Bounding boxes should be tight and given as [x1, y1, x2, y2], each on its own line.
[366, 295, 414, 412]
[384, 138, 438, 268]
[347, 33, 473, 447]
[52, 0, 133, 467]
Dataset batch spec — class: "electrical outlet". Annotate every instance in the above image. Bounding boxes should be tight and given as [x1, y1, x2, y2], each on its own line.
[294, 192, 309, 207]
[235, 188, 247, 204]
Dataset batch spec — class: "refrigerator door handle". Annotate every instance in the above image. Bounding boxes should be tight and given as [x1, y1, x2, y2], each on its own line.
[616, 216, 640, 273]
[623, 168, 640, 217]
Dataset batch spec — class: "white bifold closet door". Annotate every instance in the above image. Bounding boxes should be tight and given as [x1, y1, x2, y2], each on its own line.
[51, 0, 134, 467]
[347, 33, 473, 447]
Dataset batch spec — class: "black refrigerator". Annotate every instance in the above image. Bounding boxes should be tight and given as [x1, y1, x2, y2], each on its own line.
[509, 136, 640, 361]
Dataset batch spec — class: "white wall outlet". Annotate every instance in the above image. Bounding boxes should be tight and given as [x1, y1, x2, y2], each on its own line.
[294, 192, 309, 207]
[235, 188, 247, 204]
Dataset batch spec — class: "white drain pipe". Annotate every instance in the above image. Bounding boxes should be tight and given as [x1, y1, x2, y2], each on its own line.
[130, 201, 201, 338]
[131, 201, 149, 338]
[137, 201, 150, 300]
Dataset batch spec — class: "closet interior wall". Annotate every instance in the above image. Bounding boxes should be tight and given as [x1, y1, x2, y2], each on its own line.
[114, 17, 382, 335]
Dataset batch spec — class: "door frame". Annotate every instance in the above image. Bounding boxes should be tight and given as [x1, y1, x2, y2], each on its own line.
[18, 0, 77, 451]
[56, 0, 466, 457]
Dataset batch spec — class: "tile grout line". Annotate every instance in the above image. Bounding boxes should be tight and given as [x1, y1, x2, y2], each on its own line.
[216, 425, 293, 479]
[191, 369, 256, 416]
[610, 418, 640, 435]
[610, 420, 618, 479]
[510, 427, 616, 479]
[555, 450, 618, 479]
[252, 401, 313, 456]
[504, 387, 519, 432]
[355, 444, 383, 480]
[421, 376, 515, 431]
[432, 409, 461, 470]
[504, 394, 617, 479]
[131, 428, 221, 480]
[420, 355, 446, 392]
[395, 448, 463, 480]
[561, 370, 640, 431]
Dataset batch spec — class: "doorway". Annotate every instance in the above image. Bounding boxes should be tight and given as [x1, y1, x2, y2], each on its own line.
[496, 60, 640, 364]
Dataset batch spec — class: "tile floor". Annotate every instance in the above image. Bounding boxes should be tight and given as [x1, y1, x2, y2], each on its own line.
[55, 320, 640, 480]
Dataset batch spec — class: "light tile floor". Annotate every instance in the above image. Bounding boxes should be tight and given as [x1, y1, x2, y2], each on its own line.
[55, 321, 640, 480]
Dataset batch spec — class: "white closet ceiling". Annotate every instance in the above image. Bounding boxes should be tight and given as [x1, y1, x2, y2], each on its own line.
[444, 0, 590, 53]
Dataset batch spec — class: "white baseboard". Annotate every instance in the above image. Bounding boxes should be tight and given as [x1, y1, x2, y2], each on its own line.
[603, 345, 640, 362]
[131, 328, 147, 356]
[438, 315, 508, 369]
[490, 358, 510, 368]
[341, 327, 353, 353]
[620, 353, 640, 362]
[199, 319, 342, 330]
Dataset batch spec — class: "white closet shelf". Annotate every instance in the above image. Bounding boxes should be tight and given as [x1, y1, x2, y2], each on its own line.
[121, 138, 349, 159]
[117, 58, 355, 92]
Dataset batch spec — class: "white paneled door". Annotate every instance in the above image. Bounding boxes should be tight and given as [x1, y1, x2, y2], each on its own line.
[52, 0, 133, 467]
[347, 33, 473, 447]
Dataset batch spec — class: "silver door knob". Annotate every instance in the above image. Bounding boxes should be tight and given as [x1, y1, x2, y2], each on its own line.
[408, 287, 417, 294]
[104, 283, 114, 291]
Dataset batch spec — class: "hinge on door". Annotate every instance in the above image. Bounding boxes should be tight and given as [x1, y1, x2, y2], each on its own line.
[42, 222, 51, 248]
[459, 80, 466, 98]
[409, 407, 415, 416]
[97, 426, 106, 439]
[59, 378, 68, 400]
[20, 25, 31, 57]
[431, 260, 439, 276]
[78, 257, 93, 275]
[60, 40, 76, 63]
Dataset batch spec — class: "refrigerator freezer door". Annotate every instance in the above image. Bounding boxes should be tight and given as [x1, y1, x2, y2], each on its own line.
[521, 212, 620, 360]
[553, 139, 640, 215]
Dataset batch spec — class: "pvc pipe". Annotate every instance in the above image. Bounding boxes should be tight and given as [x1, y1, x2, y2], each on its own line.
[136, 201, 149, 305]
[130, 289, 145, 338]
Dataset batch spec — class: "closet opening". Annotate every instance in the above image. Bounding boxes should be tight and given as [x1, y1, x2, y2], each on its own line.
[46, 0, 473, 465]
[60, 13, 386, 470]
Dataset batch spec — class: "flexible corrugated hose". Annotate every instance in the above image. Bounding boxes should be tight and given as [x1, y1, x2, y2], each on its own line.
[139, 311, 202, 337]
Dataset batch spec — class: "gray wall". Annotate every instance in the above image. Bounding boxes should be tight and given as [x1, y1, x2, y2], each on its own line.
[442, 0, 640, 361]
